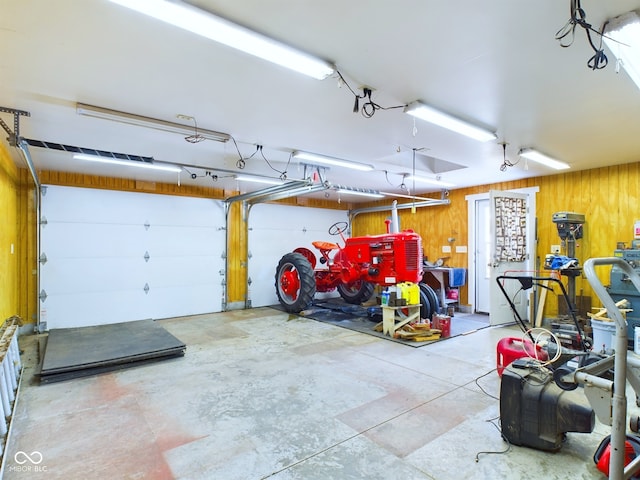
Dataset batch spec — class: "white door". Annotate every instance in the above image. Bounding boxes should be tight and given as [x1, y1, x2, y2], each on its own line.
[475, 199, 491, 313]
[489, 190, 529, 326]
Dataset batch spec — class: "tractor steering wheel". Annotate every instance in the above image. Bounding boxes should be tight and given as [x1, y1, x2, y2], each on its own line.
[328, 221, 349, 236]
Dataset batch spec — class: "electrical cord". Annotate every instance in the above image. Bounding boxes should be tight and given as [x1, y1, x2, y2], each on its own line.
[475, 417, 512, 462]
[229, 137, 290, 178]
[230, 136, 255, 169]
[499, 142, 519, 172]
[230, 136, 260, 169]
[259, 147, 290, 180]
[382, 170, 407, 190]
[335, 70, 406, 118]
[182, 167, 234, 182]
[521, 327, 563, 367]
[555, 0, 608, 70]
[474, 368, 500, 401]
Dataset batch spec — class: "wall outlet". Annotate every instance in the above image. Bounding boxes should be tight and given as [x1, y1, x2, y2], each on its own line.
[551, 245, 561, 254]
[442, 245, 452, 253]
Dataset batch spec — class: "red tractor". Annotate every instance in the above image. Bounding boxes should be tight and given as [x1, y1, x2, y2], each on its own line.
[274, 221, 426, 313]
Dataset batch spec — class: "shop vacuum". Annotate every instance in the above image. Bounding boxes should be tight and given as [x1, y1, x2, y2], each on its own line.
[497, 275, 596, 451]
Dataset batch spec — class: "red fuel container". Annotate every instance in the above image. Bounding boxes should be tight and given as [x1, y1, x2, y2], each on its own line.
[496, 337, 548, 376]
[432, 314, 451, 338]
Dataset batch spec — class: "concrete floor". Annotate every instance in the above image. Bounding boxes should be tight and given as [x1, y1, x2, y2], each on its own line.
[1, 307, 621, 479]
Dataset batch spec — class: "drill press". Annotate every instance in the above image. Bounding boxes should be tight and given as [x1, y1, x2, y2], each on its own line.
[551, 212, 585, 312]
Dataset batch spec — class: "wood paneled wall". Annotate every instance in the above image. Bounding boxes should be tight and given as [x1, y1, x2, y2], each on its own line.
[39, 171, 231, 199]
[6, 162, 639, 322]
[0, 144, 20, 323]
[352, 164, 640, 316]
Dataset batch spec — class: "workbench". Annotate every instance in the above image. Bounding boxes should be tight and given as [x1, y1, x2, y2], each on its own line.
[382, 304, 421, 336]
[424, 267, 466, 311]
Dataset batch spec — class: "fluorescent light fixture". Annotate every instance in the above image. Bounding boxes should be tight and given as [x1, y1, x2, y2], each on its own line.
[603, 9, 640, 91]
[74, 154, 182, 172]
[292, 151, 374, 171]
[77, 103, 230, 142]
[235, 175, 284, 185]
[404, 101, 497, 142]
[108, 0, 335, 80]
[334, 187, 384, 199]
[406, 175, 455, 187]
[518, 148, 570, 170]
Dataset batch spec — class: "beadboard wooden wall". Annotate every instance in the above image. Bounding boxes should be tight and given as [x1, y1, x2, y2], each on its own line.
[4, 160, 640, 324]
[352, 163, 640, 316]
[0, 144, 20, 323]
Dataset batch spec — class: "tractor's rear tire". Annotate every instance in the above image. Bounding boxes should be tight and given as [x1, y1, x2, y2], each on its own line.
[337, 281, 374, 305]
[275, 252, 316, 313]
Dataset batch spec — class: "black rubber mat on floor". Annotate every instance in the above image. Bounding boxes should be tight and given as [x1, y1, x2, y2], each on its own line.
[272, 298, 491, 347]
[38, 319, 186, 383]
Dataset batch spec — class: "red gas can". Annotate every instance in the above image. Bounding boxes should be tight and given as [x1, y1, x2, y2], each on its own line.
[432, 314, 451, 338]
[496, 337, 548, 376]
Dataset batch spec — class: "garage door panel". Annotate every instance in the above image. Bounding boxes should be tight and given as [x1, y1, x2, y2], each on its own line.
[248, 204, 348, 307]
[43, 187, 225, 226]
[41, 223, 148, 258]
[142, 197, 224, 226]
[145, 256, 220, 286]
[40, 186, 225, 329]
[251, 226, 330, 266]
[43, 187, 148, 224]
[147, 284, 222, 319]
[41, 290, 151, 329]
[41, 258, 147, 294]
[146, 225, 223, 256]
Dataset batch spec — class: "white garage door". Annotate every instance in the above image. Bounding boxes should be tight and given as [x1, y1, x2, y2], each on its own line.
[39, 185, 225, 329]
[247, 203, 348, 307]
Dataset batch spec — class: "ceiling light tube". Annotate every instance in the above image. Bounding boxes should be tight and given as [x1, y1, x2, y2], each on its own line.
[404, 101, 497, 142]
[108, 0, 335, 80]
[292, 151, 374, 171]
[77, 103, 230, 142]
[603, 9, 640, 91]
[405, 175, 456, 187]
[518, 148, 570, 170]
[74, 154, 182, 172]
[235, 175, 284, 185]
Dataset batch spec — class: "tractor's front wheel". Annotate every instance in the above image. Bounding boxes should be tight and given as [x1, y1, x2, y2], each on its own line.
[275, 252, 316, 313]
[337, 280, 374, 305]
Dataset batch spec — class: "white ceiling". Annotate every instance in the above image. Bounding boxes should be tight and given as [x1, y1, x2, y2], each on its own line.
[2, 0, 640, 203]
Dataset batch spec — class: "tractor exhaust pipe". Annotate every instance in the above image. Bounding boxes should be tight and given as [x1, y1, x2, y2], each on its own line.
[391, 200, 400, 233]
